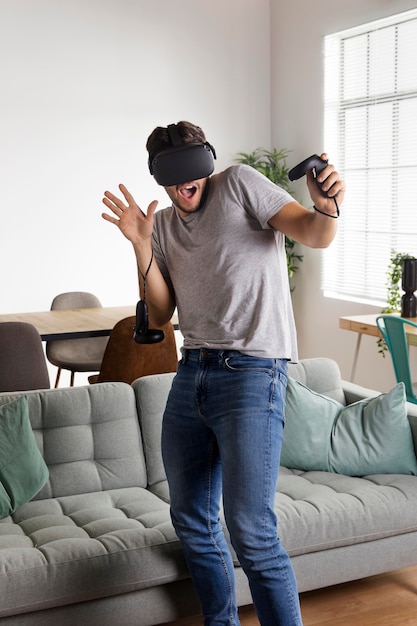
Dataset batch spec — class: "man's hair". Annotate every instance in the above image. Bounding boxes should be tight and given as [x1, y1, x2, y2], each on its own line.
[146, 121, 207, 161]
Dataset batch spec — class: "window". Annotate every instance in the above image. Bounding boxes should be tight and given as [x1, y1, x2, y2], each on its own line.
[323, 9, 417, 304]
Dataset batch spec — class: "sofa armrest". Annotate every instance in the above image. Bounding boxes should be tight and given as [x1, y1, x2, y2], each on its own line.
[341, 380, 381, 405]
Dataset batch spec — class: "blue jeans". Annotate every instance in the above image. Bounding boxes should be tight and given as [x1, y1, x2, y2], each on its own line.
[161, 349, 303, 626]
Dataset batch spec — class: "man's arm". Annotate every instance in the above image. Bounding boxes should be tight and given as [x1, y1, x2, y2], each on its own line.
[268, 155, 345, 248]
[102, 184, 176, 326]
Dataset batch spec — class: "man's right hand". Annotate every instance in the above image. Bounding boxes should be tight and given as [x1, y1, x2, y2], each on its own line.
[102, 183, 158, 246]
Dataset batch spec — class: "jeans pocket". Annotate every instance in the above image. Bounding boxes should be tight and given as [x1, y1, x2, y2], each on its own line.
[223, 354, 275, 374]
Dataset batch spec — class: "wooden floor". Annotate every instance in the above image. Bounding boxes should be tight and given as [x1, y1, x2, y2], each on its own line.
[162, 565, 417, 625]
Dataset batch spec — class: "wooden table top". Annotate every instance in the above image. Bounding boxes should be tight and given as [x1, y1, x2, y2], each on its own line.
[339, 313, 417, 346]
[0, 305, 137, 340]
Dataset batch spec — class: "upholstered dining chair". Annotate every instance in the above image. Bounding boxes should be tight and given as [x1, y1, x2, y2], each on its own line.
[376, 315, 417, 404]
[88, 316, 178, 385]
[0, 322, 50, 392]
[46, 292, 109, 387]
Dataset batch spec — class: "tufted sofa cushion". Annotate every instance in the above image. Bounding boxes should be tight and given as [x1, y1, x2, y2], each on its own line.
[277, 468, 417, 555]
[0, 486, 185, 616]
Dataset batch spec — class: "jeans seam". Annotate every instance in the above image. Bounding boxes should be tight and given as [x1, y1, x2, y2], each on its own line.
[267, 366, 301, 625]
[205, 437, 237, 625]
[261, 364, 278, 543]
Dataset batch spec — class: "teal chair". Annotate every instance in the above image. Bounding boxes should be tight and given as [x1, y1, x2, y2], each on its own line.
[376, 315, 417, 404]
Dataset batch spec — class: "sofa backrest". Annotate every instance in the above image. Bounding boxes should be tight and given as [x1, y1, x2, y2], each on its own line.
[0, 382, 148, 499]
[288, 357, 346, 404]
[133, 373, 175, 502]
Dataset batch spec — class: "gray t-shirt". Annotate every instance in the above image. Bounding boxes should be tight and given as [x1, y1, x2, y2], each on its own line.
[152, 164, 298, 360]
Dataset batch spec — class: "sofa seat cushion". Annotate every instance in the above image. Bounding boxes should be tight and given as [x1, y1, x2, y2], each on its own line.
[277, 468, 417, 557]
[0, 487, 185, 618]
[146, 470, 417, 565]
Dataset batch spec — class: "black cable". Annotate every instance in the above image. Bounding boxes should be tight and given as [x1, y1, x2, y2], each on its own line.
[313, 196, 340, 218]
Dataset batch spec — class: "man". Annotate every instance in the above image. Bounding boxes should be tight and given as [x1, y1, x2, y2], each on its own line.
[102, 121, 345, 626]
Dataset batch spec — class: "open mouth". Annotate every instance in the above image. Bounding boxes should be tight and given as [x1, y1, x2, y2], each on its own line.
[178, 184, 198, 201]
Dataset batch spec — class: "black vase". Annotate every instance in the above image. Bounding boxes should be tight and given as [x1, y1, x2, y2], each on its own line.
[401, 258, 417, 318]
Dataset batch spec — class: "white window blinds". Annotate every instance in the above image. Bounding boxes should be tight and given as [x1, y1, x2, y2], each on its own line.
[323, 10, 417, 303]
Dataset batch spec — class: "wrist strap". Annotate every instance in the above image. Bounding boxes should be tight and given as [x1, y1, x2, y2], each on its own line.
[314, 197, 340, 218]
[140, 250, 154, 300]
[142, 250, 154, 278]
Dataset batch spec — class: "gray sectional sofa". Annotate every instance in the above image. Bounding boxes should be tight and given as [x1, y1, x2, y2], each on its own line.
[1, 357, 417, 625]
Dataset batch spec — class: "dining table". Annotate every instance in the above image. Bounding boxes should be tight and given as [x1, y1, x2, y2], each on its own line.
[0, 305, 139, 341]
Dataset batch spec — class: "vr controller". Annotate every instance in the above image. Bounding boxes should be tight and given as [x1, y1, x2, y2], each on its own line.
[133, 300, 164, 344]
[288, 154, 329, 196]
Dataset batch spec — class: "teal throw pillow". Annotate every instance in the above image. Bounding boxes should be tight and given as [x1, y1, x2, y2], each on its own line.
[282, 379, 417, 476]
[0, 396, 49, 519]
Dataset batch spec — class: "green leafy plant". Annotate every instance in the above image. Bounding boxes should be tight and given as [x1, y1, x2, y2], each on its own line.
[378, 250, 416, 356]
[235, 148, 303, 287]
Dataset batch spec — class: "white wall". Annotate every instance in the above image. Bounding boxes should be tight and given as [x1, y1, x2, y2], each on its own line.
[271, 0, 417, 391]
[1, 0, 271, 312]
[2, 0, 417, 390]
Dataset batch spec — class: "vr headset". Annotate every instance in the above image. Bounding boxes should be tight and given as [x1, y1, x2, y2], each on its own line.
[148, 123, 216, 186]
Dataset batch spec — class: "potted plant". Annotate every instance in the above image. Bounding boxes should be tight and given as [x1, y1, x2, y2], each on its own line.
[235, 148, 303, 287]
